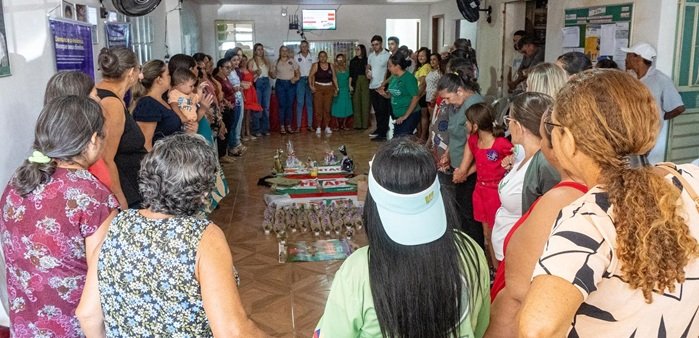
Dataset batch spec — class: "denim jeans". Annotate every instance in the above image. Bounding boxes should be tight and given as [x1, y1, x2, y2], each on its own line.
[393, 108, 421, 137]
[296, 76, 314, 128]
[276, 79, 296, 127]
[227, 100, 243, 148]
[253, 77, 271, 134]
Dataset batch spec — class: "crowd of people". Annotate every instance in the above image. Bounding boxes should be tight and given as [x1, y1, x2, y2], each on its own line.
[0, 29, 697, 338]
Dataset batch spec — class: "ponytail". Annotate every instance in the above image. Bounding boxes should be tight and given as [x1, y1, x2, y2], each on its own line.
[466, 102, 504, 137]
[12, 155, 57, 197]
[601, 160, 697, 302]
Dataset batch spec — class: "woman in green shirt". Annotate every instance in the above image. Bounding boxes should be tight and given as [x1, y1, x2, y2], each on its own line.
[377, 50, 421, 137]
[315, 138, 490, 338]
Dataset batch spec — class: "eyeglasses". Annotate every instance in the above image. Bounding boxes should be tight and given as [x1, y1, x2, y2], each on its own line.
[543, 120, 564, 134]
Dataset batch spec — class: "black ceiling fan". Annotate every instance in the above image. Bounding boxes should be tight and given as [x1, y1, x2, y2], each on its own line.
[456, 0, 493, 24]
[102, 0, 162, 17]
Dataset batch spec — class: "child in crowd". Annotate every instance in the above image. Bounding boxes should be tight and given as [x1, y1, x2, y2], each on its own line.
[465, 103, 513, 267]
[168, 68, 200, 124]
[241, 55, 263, 141]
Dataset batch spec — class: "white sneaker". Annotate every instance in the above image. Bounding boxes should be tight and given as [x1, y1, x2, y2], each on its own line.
[316, 127, 321, 135]
[325, 127, 332, 134]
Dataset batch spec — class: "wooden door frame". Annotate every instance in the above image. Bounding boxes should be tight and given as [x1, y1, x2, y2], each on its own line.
[432, 15, 444, 53]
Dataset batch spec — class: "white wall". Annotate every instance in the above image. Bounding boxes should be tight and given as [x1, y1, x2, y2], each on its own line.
[545, 0, 679, 75]
[198, 4, 431, 59]
[429, 0, 681, 97]
[0, 0, 167, 186]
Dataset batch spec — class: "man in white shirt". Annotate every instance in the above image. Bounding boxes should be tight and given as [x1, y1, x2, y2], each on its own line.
[367, 35, 391, 141]
[296, 40, 315, 131]
[622, 42, 685, 163]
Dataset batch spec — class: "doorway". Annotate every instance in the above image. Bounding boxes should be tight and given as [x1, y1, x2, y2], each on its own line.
[432, 15, 444, 52]
[386, 19, 420, 51]
[455, 19, 478, 50]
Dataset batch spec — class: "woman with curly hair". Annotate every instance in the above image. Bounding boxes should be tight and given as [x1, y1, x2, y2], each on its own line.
[518, 69, 699, 337]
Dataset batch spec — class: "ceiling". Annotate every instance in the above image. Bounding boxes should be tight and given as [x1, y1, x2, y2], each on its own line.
[190, 0, 443, 4]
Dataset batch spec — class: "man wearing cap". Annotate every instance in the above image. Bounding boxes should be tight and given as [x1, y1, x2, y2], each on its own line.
[623, 42, 685, 163]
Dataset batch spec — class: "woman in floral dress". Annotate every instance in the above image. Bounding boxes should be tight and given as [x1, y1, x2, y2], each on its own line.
[0, 96, 118, 337]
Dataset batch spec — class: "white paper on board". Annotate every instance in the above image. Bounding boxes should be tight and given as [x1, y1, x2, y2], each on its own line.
[600, 24, 616, 56]
[562, 27, 580, 48]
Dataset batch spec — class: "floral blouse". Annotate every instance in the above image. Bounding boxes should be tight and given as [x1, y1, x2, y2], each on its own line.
[0, 168, 117, 338]
[98, 209, 217, 337]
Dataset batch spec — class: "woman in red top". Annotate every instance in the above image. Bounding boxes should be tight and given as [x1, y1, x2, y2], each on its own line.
[485, 109, 587, 338]
[463, 103, 513, 267]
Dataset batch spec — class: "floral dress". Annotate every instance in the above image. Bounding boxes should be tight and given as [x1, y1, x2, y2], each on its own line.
[98, 209, 221, 337]
[0, 168, 118, 338]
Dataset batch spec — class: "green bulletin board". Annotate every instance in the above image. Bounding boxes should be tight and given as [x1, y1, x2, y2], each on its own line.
[563, 4, 633, 68]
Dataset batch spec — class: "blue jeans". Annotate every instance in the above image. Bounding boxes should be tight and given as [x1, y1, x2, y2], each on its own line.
[276, 79, 296, 127]
[393, 108, 421, 137]
[227, 101, 243, 148]
[253, 77, 271, 134]
[296, 76, 314, 128]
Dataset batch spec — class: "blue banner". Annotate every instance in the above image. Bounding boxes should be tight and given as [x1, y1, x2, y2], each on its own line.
[105, 22, 131, 48]
[49, 19, 94, 79]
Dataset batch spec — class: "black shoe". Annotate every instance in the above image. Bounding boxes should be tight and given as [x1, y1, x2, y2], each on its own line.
[370, 136, 387, 142]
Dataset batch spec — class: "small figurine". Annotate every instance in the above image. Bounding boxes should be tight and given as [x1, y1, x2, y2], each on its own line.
[324, 150, 337, 165]
[339, 145, 354, 173]
[273, 148, 284, 174]
[285, 140, 302, 168]
[262, 204, 275, 235]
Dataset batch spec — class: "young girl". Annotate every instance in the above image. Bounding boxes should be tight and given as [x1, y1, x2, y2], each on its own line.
[465, 102, 513, 267]
[241, 55, 263, 141]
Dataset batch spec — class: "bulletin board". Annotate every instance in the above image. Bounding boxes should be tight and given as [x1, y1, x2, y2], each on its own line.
[562, 4, 633, 69]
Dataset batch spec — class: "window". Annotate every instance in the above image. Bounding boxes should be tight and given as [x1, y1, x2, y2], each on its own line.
[216, 21, 254, 59]
[130, 16, 154, 65]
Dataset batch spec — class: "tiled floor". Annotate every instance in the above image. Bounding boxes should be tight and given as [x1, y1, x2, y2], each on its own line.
[211, 128, 381, 337]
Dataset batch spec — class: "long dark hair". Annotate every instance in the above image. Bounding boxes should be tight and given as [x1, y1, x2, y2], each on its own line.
[356, 44, 367, 59]
[416, 47, 431, 68]
[12, 96, 105, 196]
[365, 138, 484, 338]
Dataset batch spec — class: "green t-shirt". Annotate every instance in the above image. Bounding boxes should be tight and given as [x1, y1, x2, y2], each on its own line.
[387, 71, 419, 118]
[314, 231, 491, 338]
[448, 94, 484, 167]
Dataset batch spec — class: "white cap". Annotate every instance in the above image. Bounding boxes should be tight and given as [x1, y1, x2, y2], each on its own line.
[621, 42, 657, 62]
[367, 166, 447, 246]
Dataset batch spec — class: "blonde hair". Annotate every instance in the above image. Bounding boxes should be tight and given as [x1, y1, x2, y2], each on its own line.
[526, 63, 568, 98]
[554, 69, 699, 302]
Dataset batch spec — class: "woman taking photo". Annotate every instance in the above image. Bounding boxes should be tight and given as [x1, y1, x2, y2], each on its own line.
[331, 53, 353, 130]
[376, 50, 421, 137]
[77, 134, 265, 337]
[132, 60, 181, 151]
[350, 44, 370, 130]
[309, 51, 338, 135]
[315, 138, 490, 337]
[274, 45, 300, 134]
[519, 69, 699, 338]
[249, 43, 274, 136]
[1, 96, 118, 338]
[95, 47, 146, 209]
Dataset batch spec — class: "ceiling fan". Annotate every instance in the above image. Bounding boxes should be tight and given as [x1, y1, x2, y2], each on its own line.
[101, 0, 162, 17]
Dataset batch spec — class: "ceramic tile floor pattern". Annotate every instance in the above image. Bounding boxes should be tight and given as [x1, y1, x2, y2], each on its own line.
[210, 129, 382, 337]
